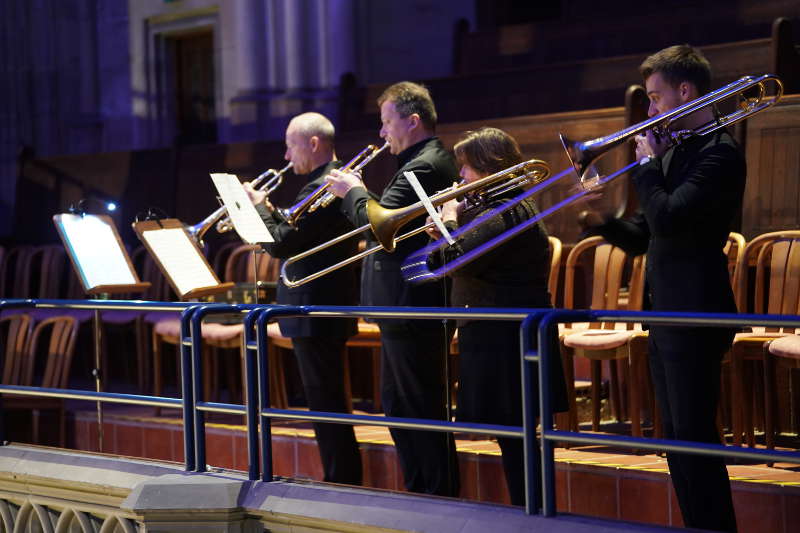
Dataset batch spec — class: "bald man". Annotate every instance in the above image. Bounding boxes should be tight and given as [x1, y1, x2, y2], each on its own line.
[245, 112, 361, 485]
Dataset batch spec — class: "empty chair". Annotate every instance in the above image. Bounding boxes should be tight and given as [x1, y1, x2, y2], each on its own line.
[1, 316, 78, 446]
[561, 236, 648, 435]
[728, 230, 800, 446]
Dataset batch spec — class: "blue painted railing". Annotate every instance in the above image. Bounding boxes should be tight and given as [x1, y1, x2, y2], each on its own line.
[527, 309, 800, 516]
[4, 299, 800, 519]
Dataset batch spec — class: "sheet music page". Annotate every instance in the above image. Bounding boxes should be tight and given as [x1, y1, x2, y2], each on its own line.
[142, 228, 218, 295]
[60, 214, 137, 289]
[210, 173, 274, 244]
[404, 171, 455, 245]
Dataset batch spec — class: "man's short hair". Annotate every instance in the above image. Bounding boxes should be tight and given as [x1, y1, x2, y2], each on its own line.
[377, 81, 438, 131]
[639, 44, 712, 96]
[288, 112, 335, 144]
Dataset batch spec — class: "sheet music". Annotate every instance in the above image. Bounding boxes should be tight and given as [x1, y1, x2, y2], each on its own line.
[404, 171, 455, 245]
[209, 173, 274, 244]
[142, 228, 218, 295]
[59, 214, 137, 289]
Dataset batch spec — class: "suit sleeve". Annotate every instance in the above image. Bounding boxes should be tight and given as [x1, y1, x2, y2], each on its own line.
[340, 160, 442, 227]
[634, 143, 742, 235]
[257, 201, 348, 259]
[595, 212, 650, 256]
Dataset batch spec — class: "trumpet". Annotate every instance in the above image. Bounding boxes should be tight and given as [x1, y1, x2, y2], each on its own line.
[402, 73, 784, 283]
[188, 162, 293, 244]
[279, 142, 389, 227]
[280, 159, 550, 287]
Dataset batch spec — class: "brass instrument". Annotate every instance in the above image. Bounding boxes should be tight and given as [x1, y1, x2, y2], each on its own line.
[561, 74, 784, 179]
[188, 162, 293, 245]
[280, 142, 389, 227]
[402, 73, 784, 283]
[280, 159, 550, 287]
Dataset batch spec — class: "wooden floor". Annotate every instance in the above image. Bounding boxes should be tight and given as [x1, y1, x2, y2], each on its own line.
[58, 406, 800, 533]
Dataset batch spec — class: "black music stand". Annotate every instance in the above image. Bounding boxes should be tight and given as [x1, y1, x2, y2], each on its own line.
[53, 213, 151, 451]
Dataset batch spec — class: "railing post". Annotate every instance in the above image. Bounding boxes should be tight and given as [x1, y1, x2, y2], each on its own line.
[255, 306, 305, 482]
[243, 307, 266, 481]
[179, 305, 201, 472]
[519, 312, 545, 515]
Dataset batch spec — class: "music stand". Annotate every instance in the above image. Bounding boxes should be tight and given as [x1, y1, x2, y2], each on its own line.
[132, 219, 234, 299]
[53, 213, 151, 451]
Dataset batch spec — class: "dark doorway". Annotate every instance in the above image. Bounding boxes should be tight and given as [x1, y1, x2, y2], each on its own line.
[168, 31, 217, 145]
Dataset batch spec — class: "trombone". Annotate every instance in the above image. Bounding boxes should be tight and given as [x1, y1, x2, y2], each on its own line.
[401, 73, 784, 283]
[188, 162, 293, 245]
[280, 159, 551, 288]
[279, 142, 389, 227]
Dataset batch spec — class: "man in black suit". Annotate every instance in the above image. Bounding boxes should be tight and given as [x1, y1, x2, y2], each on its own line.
[244, 112, 361, 485]
[325, 82, 459, 496]
[582, 45, 742, 532]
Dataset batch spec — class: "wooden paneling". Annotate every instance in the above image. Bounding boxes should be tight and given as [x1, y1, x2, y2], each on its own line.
[743, 94, 800, 238]
[341, 38, 774, 133]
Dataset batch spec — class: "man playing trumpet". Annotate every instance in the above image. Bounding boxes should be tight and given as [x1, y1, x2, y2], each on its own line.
[326, 82, 459, 497]
[244, 112, 362, 485]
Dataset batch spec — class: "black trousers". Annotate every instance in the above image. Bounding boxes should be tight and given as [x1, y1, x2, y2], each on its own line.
[648, 328, 737, 533]
[292, 336, 362, 485]
[458, 320, 527, 506]
[379, 320, 459, 496]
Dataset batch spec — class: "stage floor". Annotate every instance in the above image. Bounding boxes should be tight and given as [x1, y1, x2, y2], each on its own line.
[65, 406, 800, 533]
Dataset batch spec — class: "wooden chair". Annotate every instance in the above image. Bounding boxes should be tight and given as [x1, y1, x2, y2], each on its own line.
[561, 236, 648, 435]
[1, 316, 78, 446]
[151, 246, 288, 409]
[547, 235, 562, 302]
[763, 333, 800, 450]
[729, 230, 800, 446]
[1, 314, 32, 385]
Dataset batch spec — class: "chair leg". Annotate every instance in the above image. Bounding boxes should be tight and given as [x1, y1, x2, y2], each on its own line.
[32, 409, 40, 444]
[342, 348, 354, 413]
[135, 318, 150, 393]
[59, 405, 66, 448]
[742, 359, 754, 447]
[628, 351, 641, 438]
[152, 330, 163, 416]
[730, 348, 744, 446]
[608, 359, 623, 423]
[371, 347, 381, 413]
[590, 360, 602, 432]
[560, 343, 578, 435]
[763, 347, 777, 451]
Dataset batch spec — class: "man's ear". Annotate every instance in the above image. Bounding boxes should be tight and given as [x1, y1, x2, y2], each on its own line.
[407, 113, 421, 132]
[679, 81, 694, 102]
[309, 135, 320, 152]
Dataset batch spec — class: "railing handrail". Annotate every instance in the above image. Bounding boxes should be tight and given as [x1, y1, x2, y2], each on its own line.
[530, 308, 800, 517]
[4, 299, 800, 523]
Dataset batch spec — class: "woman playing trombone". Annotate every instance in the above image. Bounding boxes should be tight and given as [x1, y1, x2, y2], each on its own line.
[426, 127, 566, 506]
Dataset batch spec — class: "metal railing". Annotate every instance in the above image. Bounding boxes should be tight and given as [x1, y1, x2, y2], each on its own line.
[3, 299, 800, 519]
[528, 309, 800, 516]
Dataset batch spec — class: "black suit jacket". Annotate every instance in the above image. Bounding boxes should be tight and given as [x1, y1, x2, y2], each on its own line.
[340, 137, 456, 316]
[259, 161, 358, 338]
[597, 130, 745, 346]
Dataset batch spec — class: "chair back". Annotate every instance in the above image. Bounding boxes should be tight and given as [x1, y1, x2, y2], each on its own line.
[0, 314, 32, 384]
[20, 316, 79, 389]
[724, 232, 746, 286]
[212, 240, 242, 280]
[734, 230, 800, 332]
[547, 236, 562, 302]
[224, 244, 279, 283]
[1, 245, 33, 298]
[564, 236, 629, 328]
